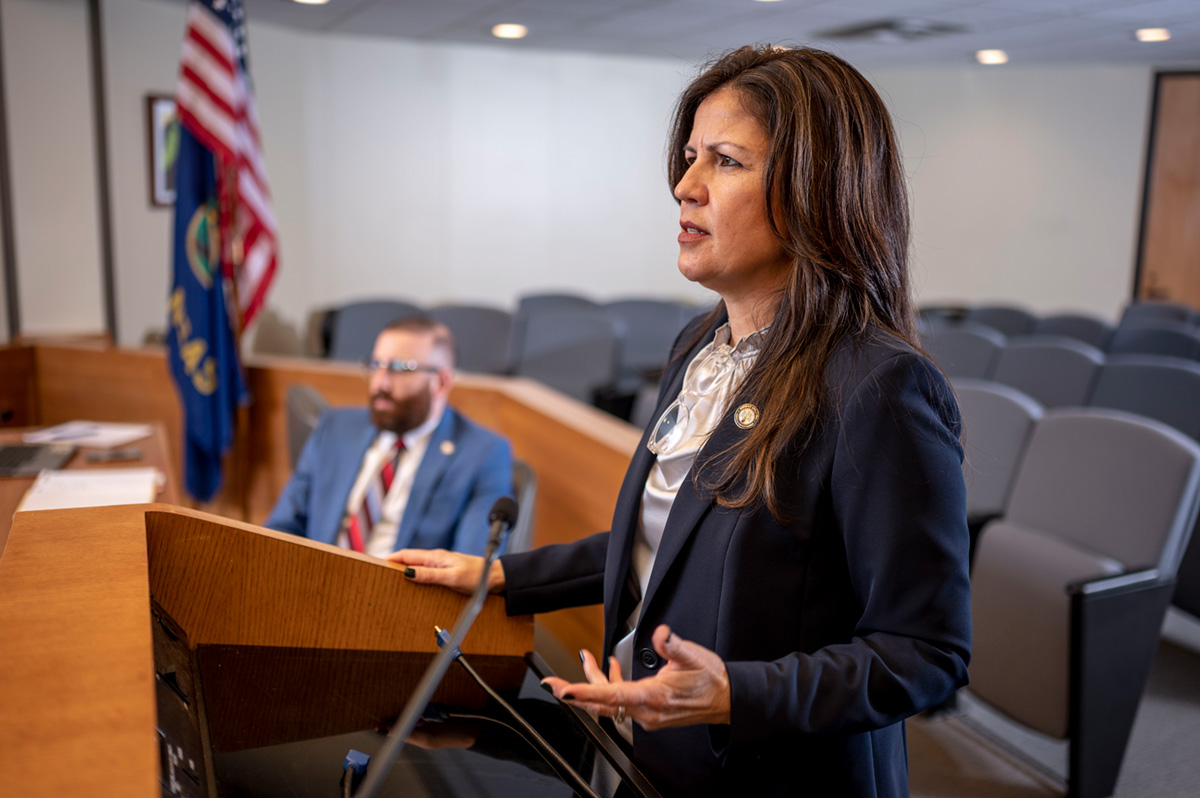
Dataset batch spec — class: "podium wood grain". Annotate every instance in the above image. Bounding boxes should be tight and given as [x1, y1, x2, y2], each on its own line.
[0, 504, 160, 798]
[0, 503, 532, 796]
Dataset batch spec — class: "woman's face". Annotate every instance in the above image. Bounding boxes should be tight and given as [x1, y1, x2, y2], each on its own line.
[674, 87, 790, 306]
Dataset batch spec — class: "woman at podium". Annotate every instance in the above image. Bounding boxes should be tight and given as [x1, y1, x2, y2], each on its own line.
[392, 44, 971, 798]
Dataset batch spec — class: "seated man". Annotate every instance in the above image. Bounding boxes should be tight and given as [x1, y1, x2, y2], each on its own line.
[267, 317, 513, 556]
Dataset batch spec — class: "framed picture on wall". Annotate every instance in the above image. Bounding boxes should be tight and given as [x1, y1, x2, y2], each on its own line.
[146, 94, 178, 207]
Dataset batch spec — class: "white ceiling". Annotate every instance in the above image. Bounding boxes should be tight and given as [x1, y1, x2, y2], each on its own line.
[221, 0, 1200, 67]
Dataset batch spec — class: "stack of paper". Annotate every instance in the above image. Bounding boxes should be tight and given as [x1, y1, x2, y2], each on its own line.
[23, 421, 153, 449]
[16, 468, 161, 512]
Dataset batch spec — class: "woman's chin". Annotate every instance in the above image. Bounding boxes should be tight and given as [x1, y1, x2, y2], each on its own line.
[677, 259, 716, 289]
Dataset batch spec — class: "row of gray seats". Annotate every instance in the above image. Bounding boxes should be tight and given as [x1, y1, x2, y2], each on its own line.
[319, 294, 704, 409]
[929, 316, 1200, 366]
[956, 357, 1200, 616]
[955, 383, 1200, 798]
[926, 325, 1200, 428]
[921, 299, 1200, 349]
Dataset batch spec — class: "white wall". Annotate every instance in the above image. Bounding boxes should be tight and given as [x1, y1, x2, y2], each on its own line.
[0, 0, 1160, 348]
[301, 38, 693, 314]
[102, 0, 185, 346]
[2, 0, 104, 338]
[97, 0, 699, 346]
[874, 65, 1152, 321]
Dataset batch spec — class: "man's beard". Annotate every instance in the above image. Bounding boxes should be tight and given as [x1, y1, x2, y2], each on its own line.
[369, 390, 433, 436]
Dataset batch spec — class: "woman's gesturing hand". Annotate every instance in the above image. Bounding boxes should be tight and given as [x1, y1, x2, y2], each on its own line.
[541, 624, 731, 730]
[386, 548, 506, 595]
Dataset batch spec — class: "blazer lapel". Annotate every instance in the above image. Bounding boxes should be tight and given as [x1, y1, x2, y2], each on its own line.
[640, 418, 746, 612]
[603, 314, 736, 646]
[326, 422, 377, 545]
[393, 410, 456, 550]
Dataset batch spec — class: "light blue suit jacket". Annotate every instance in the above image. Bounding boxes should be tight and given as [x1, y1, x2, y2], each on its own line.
[265, 406, 513, 555]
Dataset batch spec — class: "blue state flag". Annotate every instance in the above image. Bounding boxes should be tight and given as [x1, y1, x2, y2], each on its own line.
[167, 124, 248, 502]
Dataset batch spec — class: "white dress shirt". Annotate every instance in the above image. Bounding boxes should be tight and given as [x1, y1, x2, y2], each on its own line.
[339, 408, 443, 558]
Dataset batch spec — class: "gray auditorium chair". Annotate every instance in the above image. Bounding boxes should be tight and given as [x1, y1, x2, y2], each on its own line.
[1033, 313, 1114, 350]
[1107, 320, 1200, 360]
[515, 292, 600, 315]
[304, 305, 337, 357]
[285, 384, 330, 469]
[953, 378, 1043, 532]
[923, 321, 1005, 378]
[969, 408, 1200, 798]
[326, 299, 423, 362]
[248, 307, 304, 356]
[506, 459, 538, 554]
[989, 335, 1104, 409]
[917, 304, 967, 330]
[511, 309, 621, 404]
[1089, 355, 1200, 441]
[428, 304, 515, 375]
[602, 299, 696, 393]
[1120, 300, 1198, 328]
[965, 304, 1038, 336]
[1089, 355, 1200, 618]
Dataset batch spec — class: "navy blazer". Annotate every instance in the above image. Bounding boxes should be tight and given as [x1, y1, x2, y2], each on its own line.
[266, 406, 513, 555]
[502, 317, 971, 797]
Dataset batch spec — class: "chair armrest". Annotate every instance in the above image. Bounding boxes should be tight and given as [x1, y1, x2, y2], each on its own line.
[1067, 567, 1165, 597]
[1065, 567, 1175, 797]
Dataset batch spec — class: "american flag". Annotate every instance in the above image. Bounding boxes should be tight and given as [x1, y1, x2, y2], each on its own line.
[175, 0, 277, 329]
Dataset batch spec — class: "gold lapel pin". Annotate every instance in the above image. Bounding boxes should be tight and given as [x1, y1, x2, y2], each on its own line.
[440, 440, 456, 455]
[734, 403, 760, 430]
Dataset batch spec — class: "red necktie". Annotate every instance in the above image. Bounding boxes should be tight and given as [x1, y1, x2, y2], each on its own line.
[340, 439, 403, 552]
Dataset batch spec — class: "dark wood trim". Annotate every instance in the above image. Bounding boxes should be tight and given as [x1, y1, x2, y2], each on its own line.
[0, 1, 19, 339]
[1132, 69, 1200, 304]
[88, 0, 118, 341]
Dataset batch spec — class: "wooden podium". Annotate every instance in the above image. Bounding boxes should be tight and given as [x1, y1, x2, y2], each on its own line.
[0, 504, 533, 798]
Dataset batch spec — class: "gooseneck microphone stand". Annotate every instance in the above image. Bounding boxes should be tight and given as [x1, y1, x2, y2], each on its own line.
[354, 497, 517, 798]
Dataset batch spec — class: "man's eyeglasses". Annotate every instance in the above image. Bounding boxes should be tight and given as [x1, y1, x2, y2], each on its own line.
[362, 358, 440, 377]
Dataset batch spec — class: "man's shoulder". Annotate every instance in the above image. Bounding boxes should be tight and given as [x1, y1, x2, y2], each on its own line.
[313, 406, 372, 437]
[442, 406, 510, 450]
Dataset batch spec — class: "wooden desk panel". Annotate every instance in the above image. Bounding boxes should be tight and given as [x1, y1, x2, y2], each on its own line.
[0, 346, 38, 427]
[0, 504, 160, 798]
[0, 423, 179, 554]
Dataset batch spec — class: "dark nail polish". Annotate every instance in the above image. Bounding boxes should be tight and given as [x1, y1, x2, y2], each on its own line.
[562, 693, 575, 701]
[539, 681, 554, 694]
[579, 650, 586, 664]
[403, 567, 415, 578]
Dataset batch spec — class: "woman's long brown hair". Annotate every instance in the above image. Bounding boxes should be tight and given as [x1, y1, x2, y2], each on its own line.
[667, 46, 917, 521]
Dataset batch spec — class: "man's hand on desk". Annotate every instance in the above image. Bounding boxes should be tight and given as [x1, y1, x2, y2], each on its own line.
[387, 548, 506, 595]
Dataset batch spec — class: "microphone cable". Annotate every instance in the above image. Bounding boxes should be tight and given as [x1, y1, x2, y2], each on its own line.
[435, 626, 600, 798]
[354, 497, 517, 798]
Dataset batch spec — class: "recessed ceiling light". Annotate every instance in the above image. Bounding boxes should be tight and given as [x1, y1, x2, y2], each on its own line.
[976, 49, 1008, 65]
[492, 23, 528, 39]
[292, 0, 331, 5]
[1136, 28, 1171, 43]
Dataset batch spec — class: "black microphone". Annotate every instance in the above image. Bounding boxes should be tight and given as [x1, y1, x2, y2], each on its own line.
[354, 497, 518, 798]
[485, 496, 518, 557]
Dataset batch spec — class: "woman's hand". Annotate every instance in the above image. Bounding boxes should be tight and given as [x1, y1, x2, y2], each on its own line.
[386, 548, 506, 595]
[541, 625, 731, 730]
